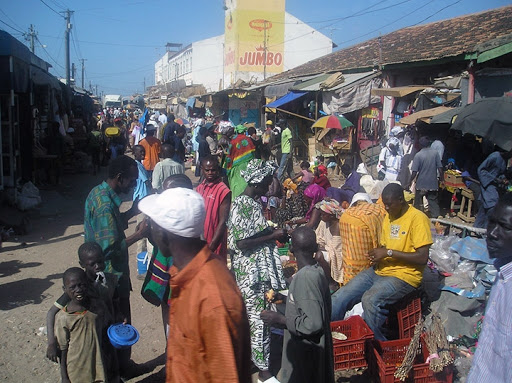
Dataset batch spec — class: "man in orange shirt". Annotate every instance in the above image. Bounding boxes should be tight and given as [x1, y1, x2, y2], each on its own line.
[139, 123, 161, 175]
[139, 188, 251, 383]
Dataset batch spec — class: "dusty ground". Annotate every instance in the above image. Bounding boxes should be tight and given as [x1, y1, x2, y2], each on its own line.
[0, 167, 168, 382]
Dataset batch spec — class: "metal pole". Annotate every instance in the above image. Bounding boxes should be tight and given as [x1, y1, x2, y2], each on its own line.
[64, 10, 73, 85]
[29, 25, 35, 53]
[81, 59, 87, 88]
[263, 20, 267, 80]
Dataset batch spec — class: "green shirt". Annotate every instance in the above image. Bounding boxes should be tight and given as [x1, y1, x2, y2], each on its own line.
[84, 181, 130, 296]
[281, 127, 292, 154]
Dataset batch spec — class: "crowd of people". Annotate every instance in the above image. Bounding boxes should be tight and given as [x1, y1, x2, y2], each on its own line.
[43, 112, 512, 383]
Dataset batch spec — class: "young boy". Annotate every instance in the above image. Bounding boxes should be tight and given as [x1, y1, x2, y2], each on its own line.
[55, 267, 110, 383]
[260, 227, 334, 383]
[46, 243, 118, 364]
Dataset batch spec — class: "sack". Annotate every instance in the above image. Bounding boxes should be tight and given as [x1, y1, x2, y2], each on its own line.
[104, 126, 121, 138]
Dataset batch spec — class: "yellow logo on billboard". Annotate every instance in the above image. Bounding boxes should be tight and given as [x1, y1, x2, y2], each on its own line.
[224, 0, 285, 75]
[249, 19, 272, 32]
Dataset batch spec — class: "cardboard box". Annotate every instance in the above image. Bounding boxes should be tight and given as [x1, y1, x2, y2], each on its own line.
[444, 172, 465, 189]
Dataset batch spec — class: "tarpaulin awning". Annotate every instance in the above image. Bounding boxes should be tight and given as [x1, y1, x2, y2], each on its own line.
[371, 86, 428, 98]
[322, 76, 382, 115]
[430, 107, 463, 124]
[399, 106, 455, 125]
[450, 97, 512, 151]
[264, 91, 307, 108]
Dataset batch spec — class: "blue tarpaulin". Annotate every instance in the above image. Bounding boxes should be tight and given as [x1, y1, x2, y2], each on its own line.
[264, 91, 308, 108]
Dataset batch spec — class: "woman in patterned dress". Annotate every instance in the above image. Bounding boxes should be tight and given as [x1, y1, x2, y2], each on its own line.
[228, 159, 288, 383]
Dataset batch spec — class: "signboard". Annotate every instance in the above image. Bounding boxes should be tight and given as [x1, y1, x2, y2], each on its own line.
[224, 0, 285, 75]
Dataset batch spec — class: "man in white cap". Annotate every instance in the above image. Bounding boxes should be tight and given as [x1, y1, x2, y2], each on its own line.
[139, 188, 252, 383]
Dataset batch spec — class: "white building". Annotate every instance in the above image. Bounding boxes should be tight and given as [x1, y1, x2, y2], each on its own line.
[155, 12, 332, 92]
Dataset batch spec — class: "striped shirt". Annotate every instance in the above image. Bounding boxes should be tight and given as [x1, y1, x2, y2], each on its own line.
[338, 202, 386, 284]
[468, 259, 512, 382]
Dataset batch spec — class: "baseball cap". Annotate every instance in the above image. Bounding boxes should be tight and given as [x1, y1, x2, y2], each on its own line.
[138, 188, 205, 238]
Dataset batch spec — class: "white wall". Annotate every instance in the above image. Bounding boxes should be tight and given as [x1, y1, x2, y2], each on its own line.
[155, 52, 170, 85]
[167, 46, 193, 85]
[284, 13, 332, 72]
[192, 35, 224, 92]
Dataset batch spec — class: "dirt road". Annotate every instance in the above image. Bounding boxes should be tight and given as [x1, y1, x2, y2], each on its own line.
[0, 168, 167, 382]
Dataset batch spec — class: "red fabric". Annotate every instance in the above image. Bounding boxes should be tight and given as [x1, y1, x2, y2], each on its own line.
[318, 164, 328, 175]
[313, 175, 331, 190]
[196, 180, 231, 261]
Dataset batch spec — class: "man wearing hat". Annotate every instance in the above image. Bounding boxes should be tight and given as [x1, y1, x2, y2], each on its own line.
[139, 123, 161, 175]
[139, 188, 252, 383]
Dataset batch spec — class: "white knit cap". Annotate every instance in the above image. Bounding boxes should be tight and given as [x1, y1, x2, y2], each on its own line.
[139, 188, 205, 238]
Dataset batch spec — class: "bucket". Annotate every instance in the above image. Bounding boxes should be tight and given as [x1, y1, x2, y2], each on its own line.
[137, 251, 148, 275]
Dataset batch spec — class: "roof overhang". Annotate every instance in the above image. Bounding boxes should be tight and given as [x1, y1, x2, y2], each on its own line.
[371, 86, 428, 98]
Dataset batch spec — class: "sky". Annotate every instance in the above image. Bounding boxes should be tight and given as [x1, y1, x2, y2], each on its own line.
[0, 0, 509, 96]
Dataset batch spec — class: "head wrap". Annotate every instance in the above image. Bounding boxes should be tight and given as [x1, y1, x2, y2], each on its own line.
[304, 184, 326, 219]
[316, 165, 328, 176]
[386, 137, 400, 150]
[390, 126, 404, 137]
[282, 178, 298, 193]
[315, 198, 344, 218]
[235, 124, 247, 134]
[349, 192, 373, 207]
[241, 159, 277, 184]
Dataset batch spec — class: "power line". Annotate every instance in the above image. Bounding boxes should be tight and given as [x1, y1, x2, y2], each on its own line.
[336, 0, 435, 47]
[71, 14, 83, 59]
[0, 9, 24, 31]
[36, 36, 65, 78]
[39, 0, 64, 17]
[267, 0, 414, 49]
[0, 18, 24, 34]
[48, 0, 66, 10]
[408, 0, 462, 27]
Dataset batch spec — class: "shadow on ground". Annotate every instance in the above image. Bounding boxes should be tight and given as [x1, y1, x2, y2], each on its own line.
[0, 273, 61, 311]
[0, 260, 42, 278]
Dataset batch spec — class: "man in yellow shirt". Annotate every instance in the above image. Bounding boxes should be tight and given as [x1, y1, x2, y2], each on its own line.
[331, 183, 432, 340]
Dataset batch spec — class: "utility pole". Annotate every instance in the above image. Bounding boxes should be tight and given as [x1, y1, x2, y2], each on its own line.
[143, 77, 146, 93]
[80, 58, 87, 88]
[95, 85, 98, 96]
[63, 9, 74, 85]
[27, 24, 37, 53]
[263, 20, 267, 80]
[71, 63, 76, 83]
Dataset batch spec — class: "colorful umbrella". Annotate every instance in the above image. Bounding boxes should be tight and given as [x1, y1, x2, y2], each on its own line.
[174, 118, 190, 126]
[311, 115, 354, 130]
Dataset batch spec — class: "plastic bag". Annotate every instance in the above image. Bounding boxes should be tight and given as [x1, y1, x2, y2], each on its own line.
[17, 181, 42, 211]
[429, 235, 460, 273]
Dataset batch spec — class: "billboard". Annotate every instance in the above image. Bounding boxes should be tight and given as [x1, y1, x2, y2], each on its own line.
[224, 0, 285, 77]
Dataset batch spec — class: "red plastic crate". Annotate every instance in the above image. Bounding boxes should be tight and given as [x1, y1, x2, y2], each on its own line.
[414, 337, 453, 383]
[397, 297, 422, 339]
[369, 338, 452, 383]
[330, 315, 374, 371]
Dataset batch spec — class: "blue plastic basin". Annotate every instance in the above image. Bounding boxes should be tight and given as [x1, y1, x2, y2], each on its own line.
[107, 323, 140, 349]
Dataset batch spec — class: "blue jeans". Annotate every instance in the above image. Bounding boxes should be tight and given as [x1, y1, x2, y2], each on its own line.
[277, 152, 290, 180]
[331, 267, 416, 340]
